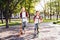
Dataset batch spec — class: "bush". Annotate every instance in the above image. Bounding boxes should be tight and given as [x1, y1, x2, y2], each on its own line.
[53, 20, 60, 24]
[53, 22, 57, 24]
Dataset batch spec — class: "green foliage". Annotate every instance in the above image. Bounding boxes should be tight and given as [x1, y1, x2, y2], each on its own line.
[46, 0, 60, 14]
[0, 0, 40, 15]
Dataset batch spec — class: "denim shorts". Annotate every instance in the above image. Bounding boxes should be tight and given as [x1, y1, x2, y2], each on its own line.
[22, 22, 26, 30]
[34, 23, 38, 30]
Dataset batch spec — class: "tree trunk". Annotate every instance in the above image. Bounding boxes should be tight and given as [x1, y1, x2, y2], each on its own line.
[0, 9, 3, 24]
[8, 14, 11, 22]
[44, 10, 46, 19]
[28, 2, 30, 23]
[1, 19, 3, 24]
[1, 12, 3, 24]
[5, 18, 9, 28]
[56, 2, 59, 20]
[57, 15, 58, 20]
[50, 14, 52, 20]
[48, 15, 49, 19]
[44, 15, 46, 19]
[56, 13, 59, 20]
[29, 14, 30, 22]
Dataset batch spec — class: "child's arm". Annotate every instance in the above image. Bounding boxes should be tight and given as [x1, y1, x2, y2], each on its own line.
[39, 16, 43, 23]
[20, 12, 22, 18]
[33, 16, 36, 21]
[26, 12, 29, 18]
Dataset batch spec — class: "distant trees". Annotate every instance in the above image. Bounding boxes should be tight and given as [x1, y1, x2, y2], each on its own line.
[44, 0, 60, 20]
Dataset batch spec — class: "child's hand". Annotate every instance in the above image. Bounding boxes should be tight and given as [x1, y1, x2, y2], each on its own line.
[40, 20, 43, 23]
[41, 20, 43, 23]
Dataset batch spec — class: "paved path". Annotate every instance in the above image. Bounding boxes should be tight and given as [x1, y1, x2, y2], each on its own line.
[0, 23, 60, 40]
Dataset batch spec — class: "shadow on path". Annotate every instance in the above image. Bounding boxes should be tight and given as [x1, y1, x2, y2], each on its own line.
[0, 26, 20, 33]
[0, 34, 25, 40]
[0, 33, 36, 40]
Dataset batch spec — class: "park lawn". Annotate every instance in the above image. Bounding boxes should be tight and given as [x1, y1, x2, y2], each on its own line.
[55, 20, 60, 24]
[57, 22, 60, 24]
[55, 22, 60, 24]
[29, 19, 57, 23]
[0, 21, 21, 26]
[0, 18, 34, 26]
[0, 19, 60, 26]
[0, 19, 34, 26]
[43, 19, 57, 23]
[0, 19, 21, 26]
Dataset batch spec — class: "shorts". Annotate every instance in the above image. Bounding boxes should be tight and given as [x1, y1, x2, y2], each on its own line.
[22, 22, 26, 30]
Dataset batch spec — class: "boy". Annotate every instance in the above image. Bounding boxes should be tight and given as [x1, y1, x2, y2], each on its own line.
[34, 11, 42, 34]
[20, 7, 29, 34]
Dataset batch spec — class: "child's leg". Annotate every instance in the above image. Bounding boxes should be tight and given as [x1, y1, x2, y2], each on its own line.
[37, 24, 38, 30]
[22, 22, 26, 34]
[34, 23, 39, 34]
[37, 24, 39, 34]
[22, 22, 25, 30]
[34, 24, 37, 33]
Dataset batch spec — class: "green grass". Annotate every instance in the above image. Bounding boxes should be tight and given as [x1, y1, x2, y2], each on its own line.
[0, 19, 60, 26]
[29, 19, 57, 23]
[43, 19, 57, 23]
[58, 23, 60, 24]
[9, 22, 21, 26]
[53, 18, 60, 24]
[0, 22, 21, 26]
[29, 19, 34, 23]
[54, 20, 60, 24]
[0, 19, 21, 26]
[0, 19, 34, 26]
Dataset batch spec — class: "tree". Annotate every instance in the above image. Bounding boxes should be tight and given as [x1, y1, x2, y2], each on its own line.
[45, 0, 60, 20]
[26, 0, 40, 22]
[0, 0, 22, 28]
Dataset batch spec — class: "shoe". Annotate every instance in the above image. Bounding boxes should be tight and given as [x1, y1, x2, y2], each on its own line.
[37, 31, 39, 34]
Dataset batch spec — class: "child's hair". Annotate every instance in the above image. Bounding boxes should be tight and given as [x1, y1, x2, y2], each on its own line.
[20, 6, 26, 12]
[36, 11, 39, 13]
[21, 6, 26, 9]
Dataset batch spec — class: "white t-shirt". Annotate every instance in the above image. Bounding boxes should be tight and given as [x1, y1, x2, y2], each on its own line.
[22, 12, 26, 18]
[22, 12, 27, 22]
[35, 16, 40, 24]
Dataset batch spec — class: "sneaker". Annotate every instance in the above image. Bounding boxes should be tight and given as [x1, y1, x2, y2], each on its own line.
[37, 31, 39, 34]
